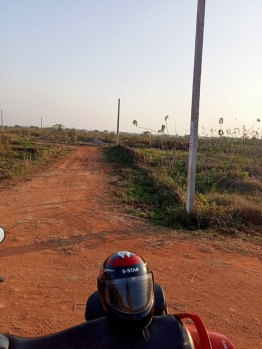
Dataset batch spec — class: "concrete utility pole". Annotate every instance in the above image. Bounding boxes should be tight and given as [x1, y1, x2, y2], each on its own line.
[186, 0, 206, 214]
[1, 110, 3, 133]
[116, 98, 120, 145]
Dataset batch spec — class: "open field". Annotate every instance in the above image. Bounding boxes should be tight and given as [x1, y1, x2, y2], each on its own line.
[2, 126, 262, 236]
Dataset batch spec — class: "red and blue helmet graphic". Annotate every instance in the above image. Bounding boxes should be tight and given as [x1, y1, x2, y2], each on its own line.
[100, 251, 150, 279]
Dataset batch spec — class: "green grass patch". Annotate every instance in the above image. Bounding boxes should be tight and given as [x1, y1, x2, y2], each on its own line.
[104, 144, 262, 239]
[0, 135, 70, 181]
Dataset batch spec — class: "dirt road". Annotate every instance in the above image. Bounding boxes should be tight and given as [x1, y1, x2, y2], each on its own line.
[0, 146, 261, 348]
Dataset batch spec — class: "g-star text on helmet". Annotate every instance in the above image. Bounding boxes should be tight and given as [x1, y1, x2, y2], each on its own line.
[122, 268, 139, 274]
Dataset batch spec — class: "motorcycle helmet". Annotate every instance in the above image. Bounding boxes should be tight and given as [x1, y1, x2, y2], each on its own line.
[97, 251, 154, 331]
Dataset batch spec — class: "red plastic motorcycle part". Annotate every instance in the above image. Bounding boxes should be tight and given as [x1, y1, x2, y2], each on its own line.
[187, 325, 234, 349]
[175, 312, 234, 349]
[175, 313, 212, 349]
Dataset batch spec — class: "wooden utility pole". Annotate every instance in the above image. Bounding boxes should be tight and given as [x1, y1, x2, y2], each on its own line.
[116, 99, 120, 145]
[186, 0, 206, 213]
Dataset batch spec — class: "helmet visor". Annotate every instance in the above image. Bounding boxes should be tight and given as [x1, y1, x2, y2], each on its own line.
[104, 274, 154, 314]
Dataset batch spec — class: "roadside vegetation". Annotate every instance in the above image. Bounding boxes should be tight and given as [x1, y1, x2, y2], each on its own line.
[104, 141, 262, 238]
[104, 121, 262, 241]
[1, 124, 262, 243]
[0, 127, 71, 182]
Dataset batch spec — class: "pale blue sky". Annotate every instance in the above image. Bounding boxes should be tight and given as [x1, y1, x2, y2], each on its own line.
[1, 1, 261, 136]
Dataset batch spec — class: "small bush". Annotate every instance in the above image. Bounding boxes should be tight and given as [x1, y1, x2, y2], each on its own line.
[171, 194, 262, 234]
[104, 146, 136, 166]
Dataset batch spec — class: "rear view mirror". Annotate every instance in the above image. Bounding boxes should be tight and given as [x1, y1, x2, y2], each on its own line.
[0, 227, 5, 244]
